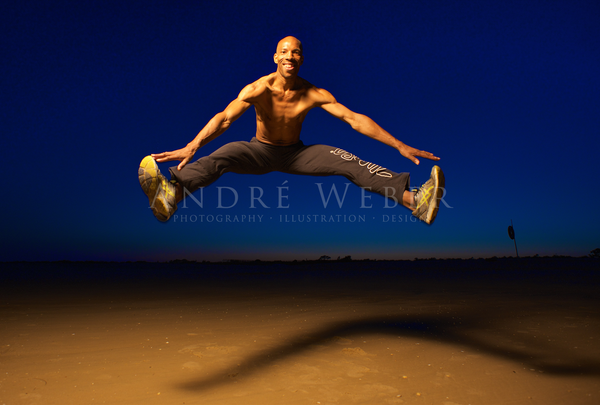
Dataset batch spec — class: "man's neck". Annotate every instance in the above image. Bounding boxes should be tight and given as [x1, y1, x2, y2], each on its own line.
[273, 72, 299, 91]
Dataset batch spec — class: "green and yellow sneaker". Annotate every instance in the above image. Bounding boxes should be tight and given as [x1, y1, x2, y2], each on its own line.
[412, 165, 445, 225]
[138, 156, 177, 222]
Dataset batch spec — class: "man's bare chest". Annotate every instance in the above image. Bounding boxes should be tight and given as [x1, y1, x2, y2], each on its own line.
[255, 91, 312, 122]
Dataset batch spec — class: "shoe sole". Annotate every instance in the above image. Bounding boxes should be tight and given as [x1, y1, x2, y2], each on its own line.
[138, 156, 159, 196]
[138, 156, 169, 221]
[423, 165, 445, 225]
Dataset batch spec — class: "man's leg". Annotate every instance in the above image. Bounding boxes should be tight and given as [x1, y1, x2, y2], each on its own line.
[285, 144, 410, 201]
[283, 145, 444, 224]
[169, 140, 274, 195]
[139, 139, 276, 222]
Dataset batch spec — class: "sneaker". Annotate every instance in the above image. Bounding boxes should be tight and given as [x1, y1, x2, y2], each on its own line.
[138, 156, 177, 222]
[412, 165, 445, 225]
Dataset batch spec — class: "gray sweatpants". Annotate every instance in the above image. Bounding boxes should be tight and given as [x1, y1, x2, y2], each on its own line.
[170, 137, 410, 202]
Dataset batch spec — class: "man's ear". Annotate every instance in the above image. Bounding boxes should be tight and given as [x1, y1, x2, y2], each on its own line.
[273, 53, 278, 64]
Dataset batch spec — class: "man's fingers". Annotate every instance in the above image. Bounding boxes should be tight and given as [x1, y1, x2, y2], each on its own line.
[177, 157, 191, 171]
[417, 150, 440, 161]
[152, 151, 179, 163]
[400, 144, 440, 164]
[151, 152, 168, 161]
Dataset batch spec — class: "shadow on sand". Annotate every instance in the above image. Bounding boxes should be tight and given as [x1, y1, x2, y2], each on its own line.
[179, 297, 600, 391]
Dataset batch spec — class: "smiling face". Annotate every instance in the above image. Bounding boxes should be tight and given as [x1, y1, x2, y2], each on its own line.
[273, 36, 304, 79]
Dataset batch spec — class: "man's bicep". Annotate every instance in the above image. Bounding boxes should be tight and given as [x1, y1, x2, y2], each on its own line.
[320, 101, 357, 124]
[224, 98, 252, 123]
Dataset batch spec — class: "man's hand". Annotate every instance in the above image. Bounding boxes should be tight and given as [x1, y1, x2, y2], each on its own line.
[398, 143, 440, 165]
[151, 145, 196, 171]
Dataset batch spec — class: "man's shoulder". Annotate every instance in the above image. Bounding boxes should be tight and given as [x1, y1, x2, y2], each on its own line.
[305, 84, 336, 105]
[238, 74, 275, 101]
[295, 76, 315, 89]
[288, 77, 335, 104]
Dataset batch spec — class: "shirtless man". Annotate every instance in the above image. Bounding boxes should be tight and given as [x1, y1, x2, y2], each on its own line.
[139, 36, 445, 224]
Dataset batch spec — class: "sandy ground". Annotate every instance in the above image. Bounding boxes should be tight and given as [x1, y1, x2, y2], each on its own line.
[1, 259, 599, 405]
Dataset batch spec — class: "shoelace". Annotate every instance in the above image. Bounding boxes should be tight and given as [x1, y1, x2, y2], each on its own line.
[414, 184, 433, 209]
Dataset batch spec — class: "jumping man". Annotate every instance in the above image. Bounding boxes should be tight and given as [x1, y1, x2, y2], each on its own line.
[138, 36, 445, 224]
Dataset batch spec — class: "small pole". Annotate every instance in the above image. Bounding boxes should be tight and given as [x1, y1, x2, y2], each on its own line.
[508, 219, 519, 258]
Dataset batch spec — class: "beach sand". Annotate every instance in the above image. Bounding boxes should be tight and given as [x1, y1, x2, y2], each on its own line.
[1, 258, 599, 404]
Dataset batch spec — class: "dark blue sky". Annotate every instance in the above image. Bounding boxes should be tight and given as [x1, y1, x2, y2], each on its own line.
[2, 0, 599, 261]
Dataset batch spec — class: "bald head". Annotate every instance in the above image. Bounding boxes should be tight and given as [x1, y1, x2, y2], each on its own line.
[276, 36, 303, 54]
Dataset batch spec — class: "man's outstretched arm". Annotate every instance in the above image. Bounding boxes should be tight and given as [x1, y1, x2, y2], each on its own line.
[152, 97, 251, 170]
[319, 92, 440, 165]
